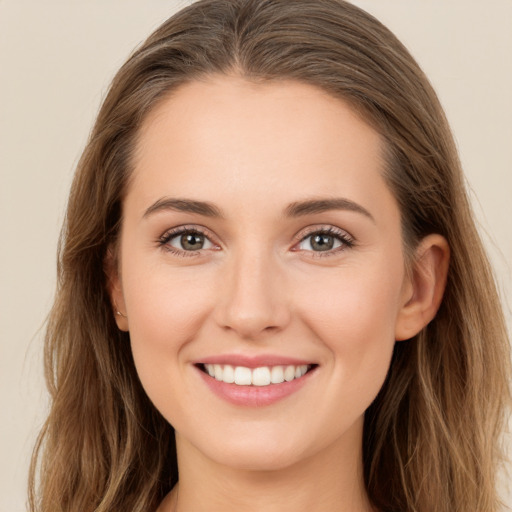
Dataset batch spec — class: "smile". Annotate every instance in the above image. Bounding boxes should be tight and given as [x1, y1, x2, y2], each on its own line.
[195, 361, 318, 407]
[200, 363, 313, 386]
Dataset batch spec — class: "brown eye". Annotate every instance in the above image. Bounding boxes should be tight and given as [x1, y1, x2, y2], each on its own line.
[180, 233, 206, 250]
[166, 230, 214, 252]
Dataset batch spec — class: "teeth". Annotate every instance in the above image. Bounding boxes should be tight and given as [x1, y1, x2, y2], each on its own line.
[214, 364, 223, 381]
[252, 367, 271, 386]
[270, 366, 284, 384]
[234, 366, 252, 385]
[203, 364, 310, 386]
[284, 365, 295, 382]
[222, 364, 235, 383]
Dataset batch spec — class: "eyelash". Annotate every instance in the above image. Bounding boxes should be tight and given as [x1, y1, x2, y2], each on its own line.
[158, 225, 215, 258]
[157, 225, 355, 258]
[294, 226, 355, 258]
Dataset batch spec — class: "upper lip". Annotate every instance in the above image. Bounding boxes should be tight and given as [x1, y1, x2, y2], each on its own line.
[194, 354, 316, 368]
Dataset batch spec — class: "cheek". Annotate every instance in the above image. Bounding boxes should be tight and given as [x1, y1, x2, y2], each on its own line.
[296, 259, 404, 377]
[121, 265, 219, 426]
[127, 272, 214, 337]
[295, 267, 403, 433]
[121, 252, 216, 380]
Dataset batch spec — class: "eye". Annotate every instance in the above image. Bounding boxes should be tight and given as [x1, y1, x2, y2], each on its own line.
[295, 227, 354, 255]
[159, 227, 217, 256]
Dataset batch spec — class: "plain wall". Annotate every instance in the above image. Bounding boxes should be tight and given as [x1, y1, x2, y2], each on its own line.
[1, 1, 510, 510]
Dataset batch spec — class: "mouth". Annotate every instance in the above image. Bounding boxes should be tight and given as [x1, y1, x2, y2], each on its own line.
[196, 363, 318, 386]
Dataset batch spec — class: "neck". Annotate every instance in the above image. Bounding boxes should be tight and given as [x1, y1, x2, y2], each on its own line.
[161, 419, 374, 512]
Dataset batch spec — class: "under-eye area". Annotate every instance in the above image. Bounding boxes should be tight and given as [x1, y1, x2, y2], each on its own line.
[197, 363, 319, 386]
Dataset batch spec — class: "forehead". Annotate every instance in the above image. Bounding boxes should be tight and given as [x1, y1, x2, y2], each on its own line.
[128, 75, 396, 221]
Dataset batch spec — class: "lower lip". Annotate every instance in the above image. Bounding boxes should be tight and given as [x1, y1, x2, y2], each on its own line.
[196, 366, 316, 407]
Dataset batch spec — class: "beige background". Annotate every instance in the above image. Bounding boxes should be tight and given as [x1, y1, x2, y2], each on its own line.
[1, 1, 511, 510]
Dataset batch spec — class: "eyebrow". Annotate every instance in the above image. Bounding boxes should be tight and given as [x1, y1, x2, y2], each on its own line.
[284, 198, 375, 222]
[143, 198, 224, 218]
[143, 196, 375, 223]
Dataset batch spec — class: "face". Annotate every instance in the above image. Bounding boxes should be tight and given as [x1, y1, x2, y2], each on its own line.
[112, 76, 415, 471]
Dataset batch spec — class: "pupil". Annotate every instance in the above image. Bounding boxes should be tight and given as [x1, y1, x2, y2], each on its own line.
[312, 234, 334, 251]
[181, 233, 204, 250]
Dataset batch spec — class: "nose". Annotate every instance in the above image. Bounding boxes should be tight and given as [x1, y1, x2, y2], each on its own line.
[214, 247, 291, 340]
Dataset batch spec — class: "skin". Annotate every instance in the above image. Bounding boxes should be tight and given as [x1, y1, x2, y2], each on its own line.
[109, 76, 449, 512]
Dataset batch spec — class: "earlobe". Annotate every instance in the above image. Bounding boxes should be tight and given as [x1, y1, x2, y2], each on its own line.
[104, 245, 129, 332]
[395, 234, 450, 341]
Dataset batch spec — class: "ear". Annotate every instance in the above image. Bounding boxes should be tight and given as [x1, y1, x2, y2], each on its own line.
[395, 234, 450, 341]
[104, 245, 129, 332]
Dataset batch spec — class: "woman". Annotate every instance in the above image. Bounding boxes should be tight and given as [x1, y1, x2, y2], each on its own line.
[29, 1, 511, 511]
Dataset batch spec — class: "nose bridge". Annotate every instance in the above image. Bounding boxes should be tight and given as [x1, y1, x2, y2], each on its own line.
[216, 241, 289, 339]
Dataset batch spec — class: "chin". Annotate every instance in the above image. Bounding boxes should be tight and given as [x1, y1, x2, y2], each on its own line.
[179, 424, 313, 472]
[210, 443, 308, 472]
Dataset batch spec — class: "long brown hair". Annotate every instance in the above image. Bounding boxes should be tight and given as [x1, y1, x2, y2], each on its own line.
[29, 1, 511, 511]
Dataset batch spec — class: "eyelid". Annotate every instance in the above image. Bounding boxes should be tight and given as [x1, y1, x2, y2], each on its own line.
[159, 224, 213, 241]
